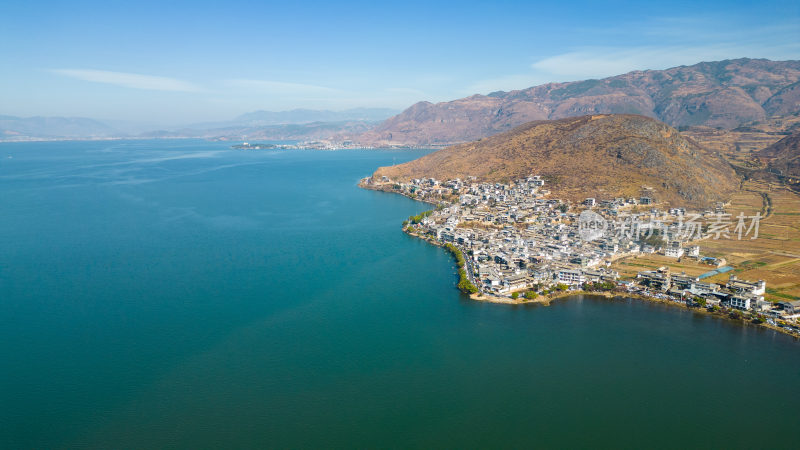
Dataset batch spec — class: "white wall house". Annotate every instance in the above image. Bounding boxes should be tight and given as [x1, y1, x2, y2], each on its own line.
[665, 241, 684, 258]
[665, 246, 684, 258]
[729, 295, 751, 310]
[557, 269, 585, 285]
[727, 275, 766, 296]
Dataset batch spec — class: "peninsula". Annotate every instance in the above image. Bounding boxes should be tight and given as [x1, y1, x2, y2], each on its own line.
[361, 114, 800, 338]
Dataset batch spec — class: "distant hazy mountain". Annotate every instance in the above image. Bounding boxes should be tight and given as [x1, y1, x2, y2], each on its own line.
[155, 108, 399, 139]
[140, 120, 376, 141]
[358, 58, 800, 147]
[231, 108, 399, 126]
[0, 115, 119, 140]
[0, 108, 397, 141]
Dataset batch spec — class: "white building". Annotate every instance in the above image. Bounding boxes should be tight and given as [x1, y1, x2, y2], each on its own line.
[727, 275, 766, 296]
[557, 269, 585, 285]
[665, 241, 684, 258]
[729, 295, 752, 311]
[665, 246, 684, 258]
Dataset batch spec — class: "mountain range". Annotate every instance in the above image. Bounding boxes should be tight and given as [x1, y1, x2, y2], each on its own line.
[0, 115, 119, 140]
[0, 108, 398, 141]
[140, 120, 376, 141]
[356, 58, 800, 147]
[230, 108, 398, 126]
[3, 59, 799, 144]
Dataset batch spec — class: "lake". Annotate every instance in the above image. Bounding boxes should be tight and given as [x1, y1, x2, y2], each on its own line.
[1, 140, 798, 448]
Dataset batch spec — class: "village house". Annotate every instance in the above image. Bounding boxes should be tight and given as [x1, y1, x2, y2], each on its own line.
[664, 241, 684, 258]
[637, 268, 671, 291]
[726, 275, 766, 296]
[557, 269, 585, 285]
[376, 173, 790, 322]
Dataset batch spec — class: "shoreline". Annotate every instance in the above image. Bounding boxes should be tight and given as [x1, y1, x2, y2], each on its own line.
[0, 137, 443, 149]
[471, 287, 798, 338]
[396, 209, 798, 341]
[359, 180, 442, 208]
[474, 288, 798, 338]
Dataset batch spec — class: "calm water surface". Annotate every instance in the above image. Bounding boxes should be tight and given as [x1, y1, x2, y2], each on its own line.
[0, 140, 798, 448]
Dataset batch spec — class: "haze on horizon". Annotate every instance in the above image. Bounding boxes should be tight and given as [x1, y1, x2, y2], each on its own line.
[1, 0, 798, 127]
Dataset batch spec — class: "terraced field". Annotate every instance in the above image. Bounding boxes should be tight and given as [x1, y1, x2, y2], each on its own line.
[613, 179, 800, 302]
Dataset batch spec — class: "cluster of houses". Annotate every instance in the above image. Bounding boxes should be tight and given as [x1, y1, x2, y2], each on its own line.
[636, 267, 800, 320]
[361, 174, 799, 327]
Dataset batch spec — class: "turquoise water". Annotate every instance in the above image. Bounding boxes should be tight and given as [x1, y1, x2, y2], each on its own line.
[698, 266, 734, 279]
[1, 140, 798, 448]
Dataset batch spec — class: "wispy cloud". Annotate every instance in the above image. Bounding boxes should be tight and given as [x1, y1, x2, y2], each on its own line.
[465, 41, 800, 95]
[531, 42, 800, 81]
[52, 69, 202, 92]
[530, 47, 701, 80]
[225, 79, 341, 95]
[464, 15, 800, 95]
[385, 87, 426, 96]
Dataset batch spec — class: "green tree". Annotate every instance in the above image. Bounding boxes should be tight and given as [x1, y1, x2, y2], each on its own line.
[458, 278, 478, 294]
[525, 291, 538, 300]
[641, 229, 665, 248]
[445, 244, 479, 295]
[511, 292, 519, 299]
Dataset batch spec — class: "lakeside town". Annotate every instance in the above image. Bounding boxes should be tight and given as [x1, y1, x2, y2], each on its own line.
[231, 140, 374, 150]
[231, 140, 436, 151]
[361, 174, 800, 338]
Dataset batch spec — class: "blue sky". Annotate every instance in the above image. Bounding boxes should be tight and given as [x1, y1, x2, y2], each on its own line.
[1, 0, 799, 125]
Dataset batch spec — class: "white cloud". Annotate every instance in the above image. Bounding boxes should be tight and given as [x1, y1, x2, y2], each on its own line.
[464, 16, 800, 95]
[530, 44, 800, 81]
[224, 79, 341, 95]
[52, 69, 202, 92]
[219, 80, 434, 110]
[385, 87, 427, 96]
[464, 41, 800, 96]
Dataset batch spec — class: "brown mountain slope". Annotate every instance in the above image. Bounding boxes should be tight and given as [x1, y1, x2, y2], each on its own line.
[759, 130, 800, 180]
[358, 58, 800, 147]
[373, 115, 738, 208]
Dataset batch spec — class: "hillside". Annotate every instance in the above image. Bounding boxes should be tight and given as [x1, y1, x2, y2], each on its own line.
[372, 114, 739, 208]
[357, 58, 800, 147]
[759, 130, 800, 181]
